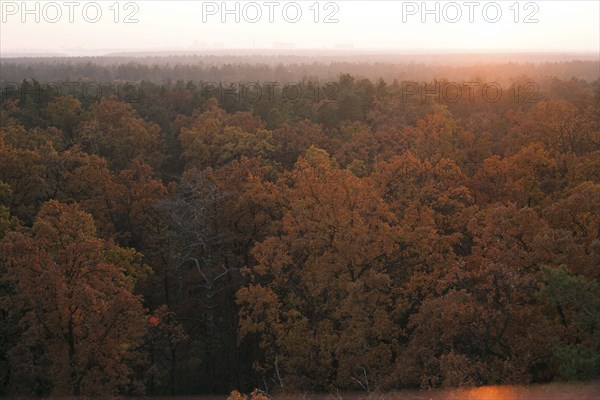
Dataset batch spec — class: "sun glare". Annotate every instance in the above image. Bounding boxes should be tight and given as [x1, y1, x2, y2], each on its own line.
[465, 386, 519, 400]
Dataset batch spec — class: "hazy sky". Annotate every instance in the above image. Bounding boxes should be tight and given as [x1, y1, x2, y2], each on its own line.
[1, 1, 598, 55]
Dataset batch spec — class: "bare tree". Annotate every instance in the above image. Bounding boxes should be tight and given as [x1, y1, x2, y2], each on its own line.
[157, 168, 238, 391]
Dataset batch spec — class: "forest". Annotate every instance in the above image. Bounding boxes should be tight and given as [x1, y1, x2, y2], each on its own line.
[0, 57, 599, 396]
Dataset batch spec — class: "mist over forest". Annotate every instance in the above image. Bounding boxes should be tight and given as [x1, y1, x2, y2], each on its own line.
[2, 52, 599, 83]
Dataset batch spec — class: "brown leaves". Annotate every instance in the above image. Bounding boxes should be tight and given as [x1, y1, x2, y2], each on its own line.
[237, 148, 403, 389]
[0, 201, 148, 396]
[77, 98, 164, 171]
[178, 102, 273, 170]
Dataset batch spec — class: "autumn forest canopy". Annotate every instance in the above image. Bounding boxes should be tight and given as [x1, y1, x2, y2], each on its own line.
[0, 56, 599, 396]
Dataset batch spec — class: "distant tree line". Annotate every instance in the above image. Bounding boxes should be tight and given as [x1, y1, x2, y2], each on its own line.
[1, 56, 598, 83]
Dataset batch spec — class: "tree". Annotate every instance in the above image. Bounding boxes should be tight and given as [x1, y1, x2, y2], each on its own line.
[43, 96, 82, 142]
[77, 98, 164, 171]
[237, 147, 404, 390]
[178, 100, 273, 170]
[540, 266, 600, 380]
[145, 305, 189, 394]
[400, 259, 556, 388]
[0, 201, 148, 396]
[0, 137, 48, 223]
[472, 144, 559, 207]
[542, 181, 600, 279]
[508, 100, 594, 155]
[271, 120, 330, 168]
[404, 111, 460, 163]
[158, 167, 244, 393]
